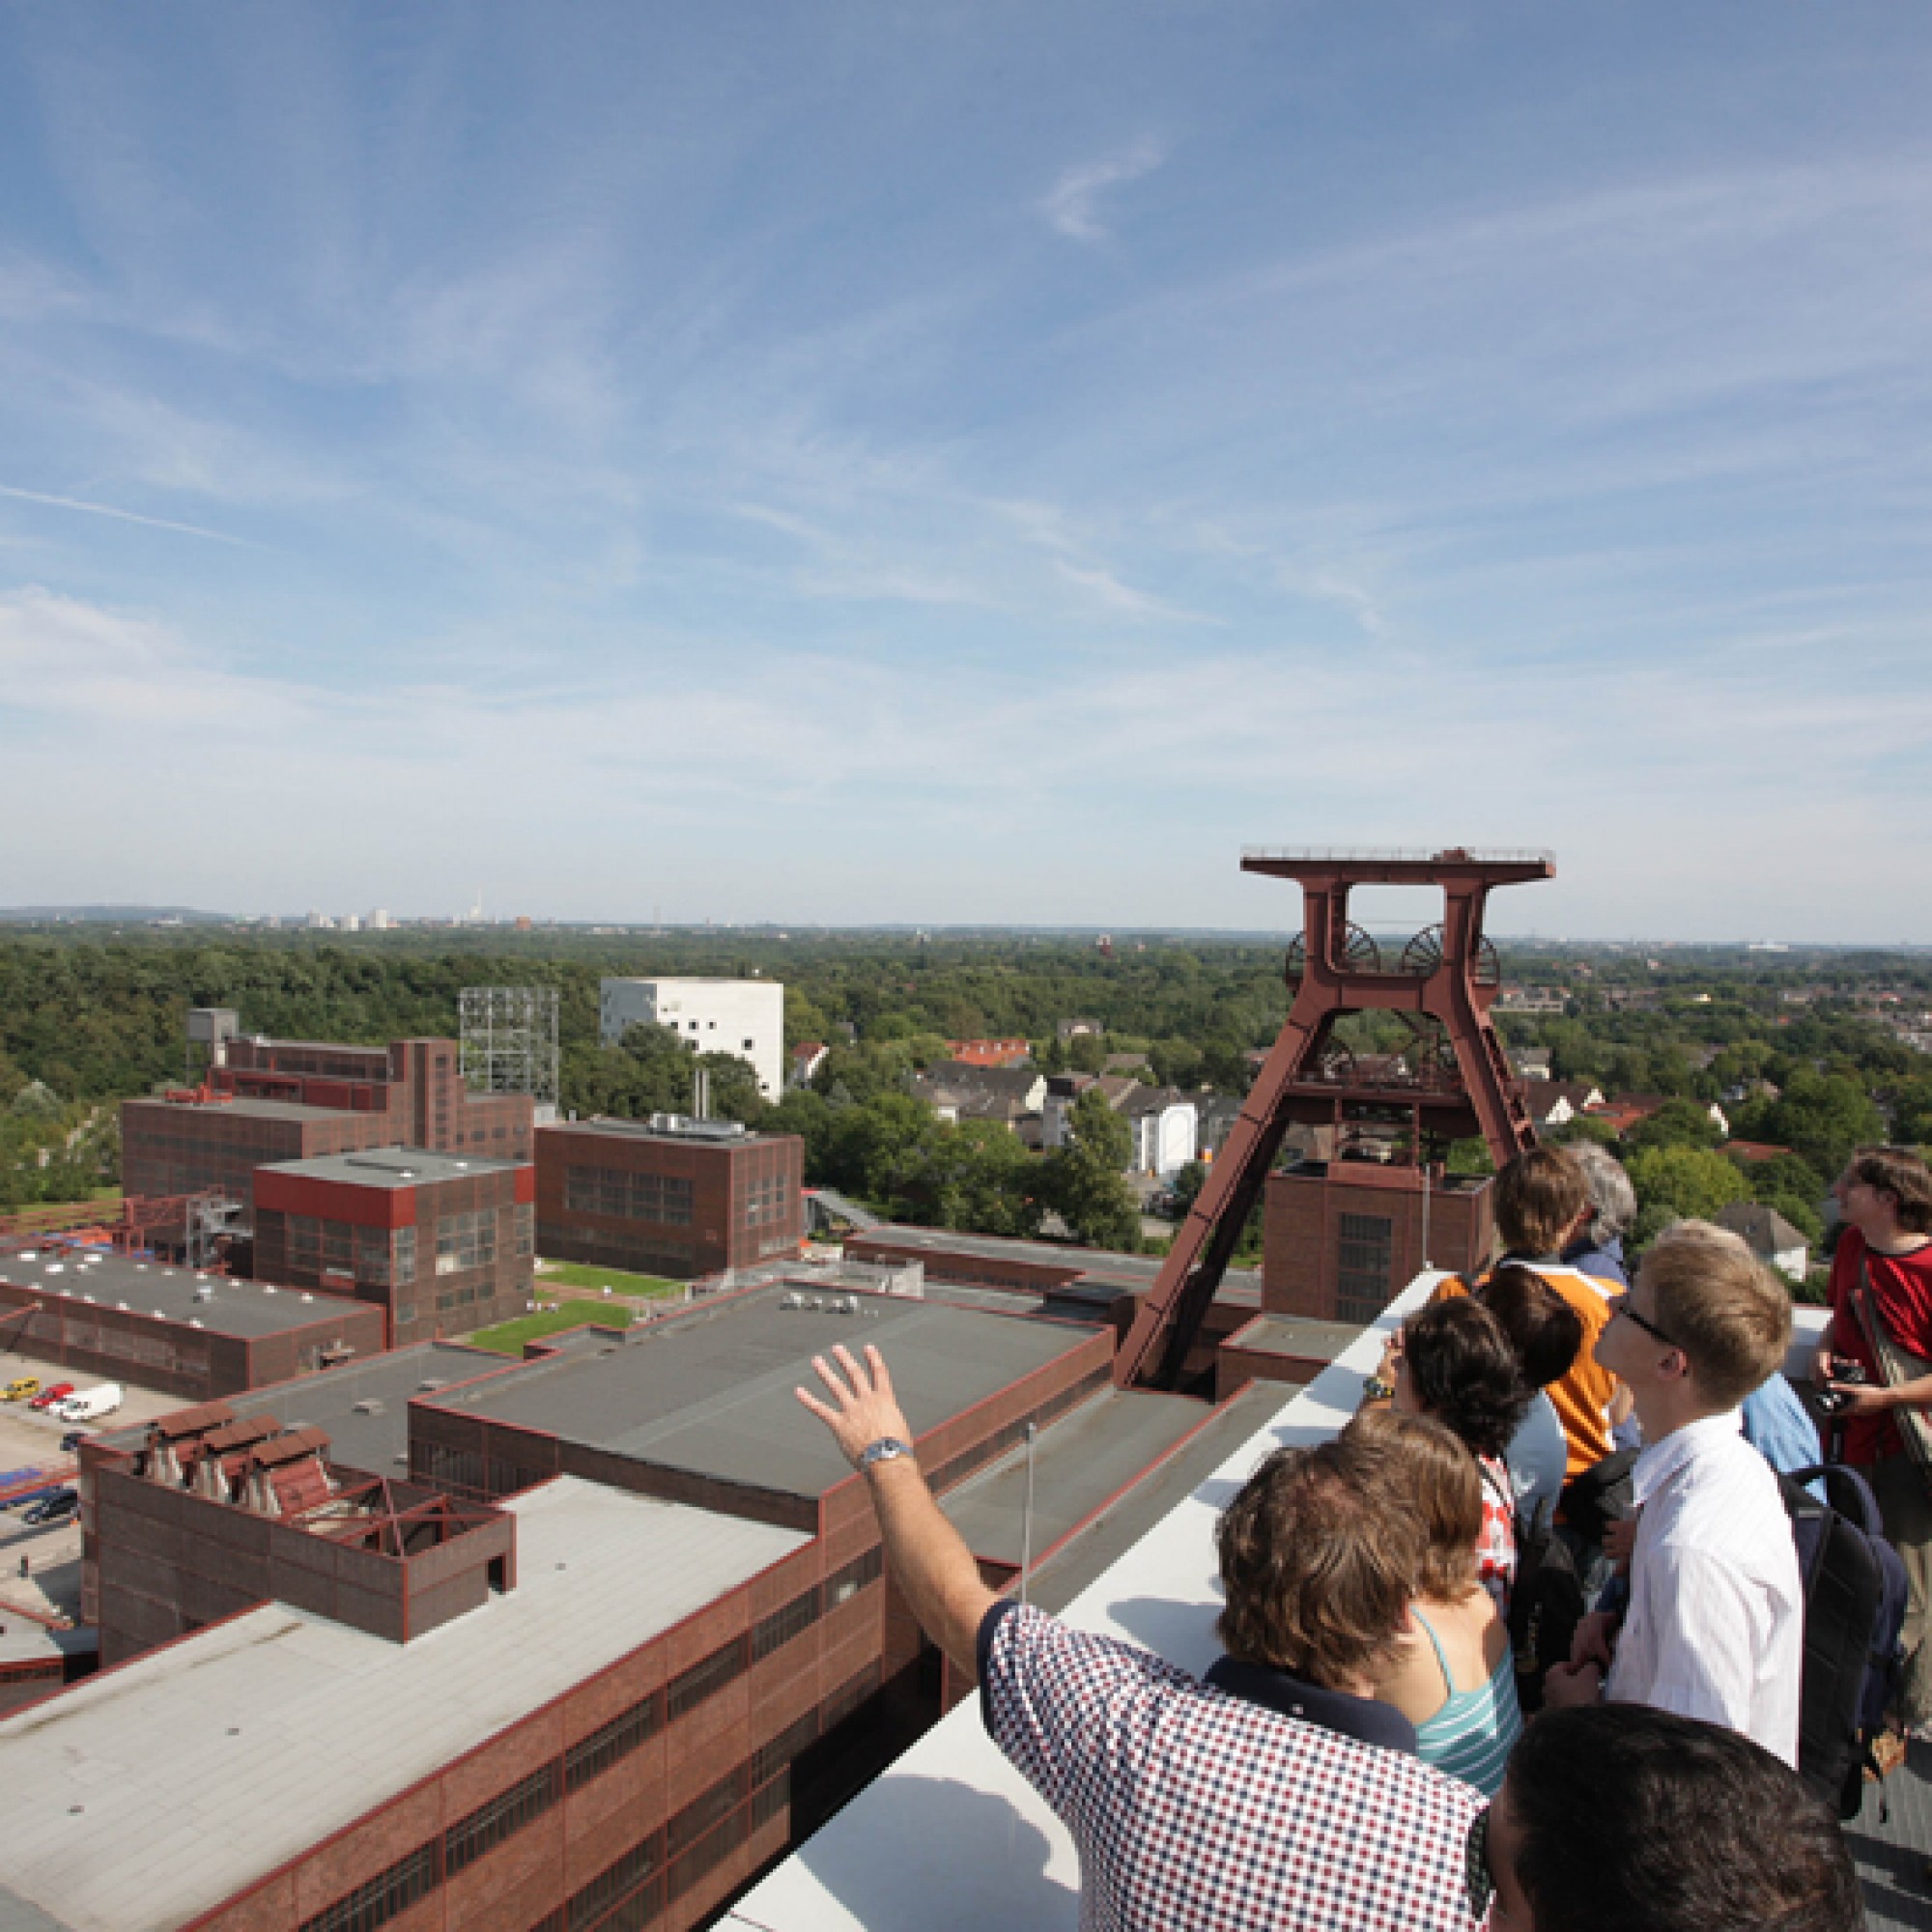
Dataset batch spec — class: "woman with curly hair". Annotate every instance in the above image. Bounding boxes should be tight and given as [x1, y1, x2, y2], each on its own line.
[1387, 1294, 1533, 1613]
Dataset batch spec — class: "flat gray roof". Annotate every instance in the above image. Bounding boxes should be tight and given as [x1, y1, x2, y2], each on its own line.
[258, 1146, 527, 1189]
[1021, 1381, 1293, 1615]
[941, 1388, 1212, 1569]
[858, 1224, 1264, 1301]
[424, 1287, 1100, 1500]
[124, 1094, 369, 1125]
[539, 1117, 778, 1148]
[93, 1342, 507, 1474]
[0, 1251, 370, 1342]
[1226, 1312, 1362, 1360]
[0, 1478, 810, 1932]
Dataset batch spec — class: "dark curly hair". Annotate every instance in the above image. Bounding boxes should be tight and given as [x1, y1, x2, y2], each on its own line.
[1400, 1295, 1531, 1460]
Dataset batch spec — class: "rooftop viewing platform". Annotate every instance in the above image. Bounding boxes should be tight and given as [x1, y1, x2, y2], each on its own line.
[724, 1278, 1930, 1932]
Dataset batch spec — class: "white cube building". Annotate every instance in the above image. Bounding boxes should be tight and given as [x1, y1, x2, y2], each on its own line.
[599, 977, 786, 1096]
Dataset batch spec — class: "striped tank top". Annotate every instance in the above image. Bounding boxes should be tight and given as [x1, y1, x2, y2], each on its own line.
[1409, 1605, 1522, 1797]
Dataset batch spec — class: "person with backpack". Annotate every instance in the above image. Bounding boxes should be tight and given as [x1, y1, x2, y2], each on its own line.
[1544, 1220, 1803, 1764]
[1815, 1143, 1932, 1735]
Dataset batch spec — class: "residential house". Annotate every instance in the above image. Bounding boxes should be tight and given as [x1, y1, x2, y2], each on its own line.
[789, 1041, 830, 1089]
[946, 1037, 1034, 1069]
[912, 1062, 1048, 1132]
[1118, 1086, 1199, 1181]
[1716, 1201, 1810, 1281]
[1520, 1080, 1605, 1130]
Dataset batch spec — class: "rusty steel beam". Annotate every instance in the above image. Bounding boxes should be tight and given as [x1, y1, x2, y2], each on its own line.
[1114, 847, 1552, 1392]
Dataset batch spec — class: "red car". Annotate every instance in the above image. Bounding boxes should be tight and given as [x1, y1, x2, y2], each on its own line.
[27, 1382, 73, 1412]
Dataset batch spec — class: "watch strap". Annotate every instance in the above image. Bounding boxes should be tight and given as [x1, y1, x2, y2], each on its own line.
[857, 1435, 915, 1470]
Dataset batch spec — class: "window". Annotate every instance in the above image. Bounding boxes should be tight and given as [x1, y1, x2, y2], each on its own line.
[667, 1637, 746, 1720]
[743, 1038, 753, 1051]
[394, 1225, 416, 1286]
[436, 1208, 497, 1274]
[298, 1845, 439, 1932]
[752, 1585, 820, 1660]
[1337, 1211, 1395, 1324]
[824, 1546, 882, 1608]
[566, 1833, 661, 1930]
[565, 1690, 662, 1792]
[514, 1203, 535, 1258]
[443, 1763, 560, 1877]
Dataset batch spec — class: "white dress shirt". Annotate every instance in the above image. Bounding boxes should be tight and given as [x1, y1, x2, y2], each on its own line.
[1606, 1409, 1803, 1764]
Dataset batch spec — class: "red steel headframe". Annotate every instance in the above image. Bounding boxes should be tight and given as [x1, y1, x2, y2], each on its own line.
[1114, 847, 1554, 1391]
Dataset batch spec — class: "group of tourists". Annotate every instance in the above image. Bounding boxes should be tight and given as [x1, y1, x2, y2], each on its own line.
[792, 1136, 1932, 1929]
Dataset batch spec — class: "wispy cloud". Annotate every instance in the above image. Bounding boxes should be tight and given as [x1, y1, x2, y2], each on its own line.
[0, 484, 243, 545]
[1038, 138, 1165, 242]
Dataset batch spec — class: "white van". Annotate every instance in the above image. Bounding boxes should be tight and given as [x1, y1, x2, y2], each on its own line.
[54, 1383, 123, 1423]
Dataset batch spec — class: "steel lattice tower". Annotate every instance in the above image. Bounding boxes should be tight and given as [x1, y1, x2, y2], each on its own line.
[460, 987, 560, 1107]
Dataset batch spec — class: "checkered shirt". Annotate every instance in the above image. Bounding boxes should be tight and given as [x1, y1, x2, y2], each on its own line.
[981, 1604, 1488, 1932]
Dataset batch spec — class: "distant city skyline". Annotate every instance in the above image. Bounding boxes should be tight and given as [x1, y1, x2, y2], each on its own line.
[2, 5, 1930, 941]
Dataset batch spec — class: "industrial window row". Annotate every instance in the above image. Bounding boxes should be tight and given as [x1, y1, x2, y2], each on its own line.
[922, 1364, 1113, 1495]
[564, 1165, 696, 1228]
[298, 1843, 439, 1932]
[436, 1208, 497, 1274]
[303, 1628, 894, 1932]
[666, 1635, 747, 1719]
[444, 1761, 563, 1876]
[564, 1686, 663, 1791]
[1336, 1210, 1395, 1324]
[521, 1661, 890, 1932]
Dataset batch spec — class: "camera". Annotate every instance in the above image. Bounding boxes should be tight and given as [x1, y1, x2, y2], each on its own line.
[1817, 1358, 1870, 1416]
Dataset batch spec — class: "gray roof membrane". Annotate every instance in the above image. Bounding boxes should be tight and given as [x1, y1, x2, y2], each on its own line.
[423, 1287, 1100, 1499]
[0, 1250, 367, 1341]
[258, 1146, 526, 1188]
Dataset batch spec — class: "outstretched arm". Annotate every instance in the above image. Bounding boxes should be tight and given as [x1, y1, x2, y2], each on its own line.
[797, 1345, 998, 1676]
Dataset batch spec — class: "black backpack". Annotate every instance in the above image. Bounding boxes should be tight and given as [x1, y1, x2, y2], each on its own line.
[1507, 1504, 1586, 1714]
[1779, 1462, 1909, 1818]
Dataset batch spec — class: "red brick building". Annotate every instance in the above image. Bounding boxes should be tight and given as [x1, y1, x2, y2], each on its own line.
[0, 1247, 383, 1402]
[122, 1035, 535, 1217]
[254, 1147, 537, 1347]
[536, 1117, 803, 1280]
[1263, 1160, 1496, 1323]
[28, 1288, 1114, 1932]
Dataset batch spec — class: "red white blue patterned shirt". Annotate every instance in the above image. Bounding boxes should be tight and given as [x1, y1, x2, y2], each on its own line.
[1477, 1453, 1519, 1615]
[980, 1602, 1488, 1932]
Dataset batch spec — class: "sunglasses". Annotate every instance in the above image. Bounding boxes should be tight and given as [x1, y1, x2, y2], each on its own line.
[1609, 1292, 1680, 1352]
[1465, 1804, 1493, 1918]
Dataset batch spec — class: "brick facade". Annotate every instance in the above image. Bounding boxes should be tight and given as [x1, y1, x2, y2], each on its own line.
[123, 1037, 535, 1215]
[254, 1157, 537, 1348]
[535, 1122, 803, 1280]
[1263, 1162, 1496, 1322]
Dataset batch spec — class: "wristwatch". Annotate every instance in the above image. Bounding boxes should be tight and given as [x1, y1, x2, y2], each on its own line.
[1362, 1375, 1396, 1403]
[856, 1436, 916, 1471]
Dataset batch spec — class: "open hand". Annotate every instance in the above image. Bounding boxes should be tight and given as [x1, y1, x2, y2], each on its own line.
[796, 1344, 914, 1468]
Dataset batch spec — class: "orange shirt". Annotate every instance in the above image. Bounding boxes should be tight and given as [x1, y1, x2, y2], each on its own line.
[1434, 1264, 1618, 1480]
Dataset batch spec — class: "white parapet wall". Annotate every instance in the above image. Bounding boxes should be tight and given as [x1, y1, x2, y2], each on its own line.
[721, 1270, 1446, 1932]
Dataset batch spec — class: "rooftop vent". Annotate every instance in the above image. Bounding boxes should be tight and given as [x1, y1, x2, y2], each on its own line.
[263, 1285, 276, 1295]
[417, 1380, 445, 1393]
[193, 1285, 213, 1303]
[352, 1399, 383, 1415]
[45, 1264, 63, 1275]
[188, 1319, 203, 1329]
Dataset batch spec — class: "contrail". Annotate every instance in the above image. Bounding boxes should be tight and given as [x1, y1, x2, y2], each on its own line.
[0, 483, 243, 545]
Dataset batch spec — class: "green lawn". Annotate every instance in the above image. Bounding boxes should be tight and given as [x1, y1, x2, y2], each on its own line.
[467, 1301, 640, 1354]
[535, 1260, 686, 1298]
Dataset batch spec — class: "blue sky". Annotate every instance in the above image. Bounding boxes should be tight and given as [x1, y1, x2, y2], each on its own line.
[2, 3, 1930, 939]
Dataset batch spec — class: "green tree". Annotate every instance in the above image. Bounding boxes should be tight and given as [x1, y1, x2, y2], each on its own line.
[1624, 1098, 1722, 1153]
[1734, 1070, 1885, 1181]
[1626, 1145, 1750, 1250]
[1041, 1089, 1140, 1249]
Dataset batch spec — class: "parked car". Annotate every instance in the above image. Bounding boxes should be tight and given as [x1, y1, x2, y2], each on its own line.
[2, 1378, 39, 1403]
[58, 1431, 89, 1454]
[21, 1488, 77, 1527]
[27, 1381, 73, 1411]
[2, 1486, 60, 1514]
